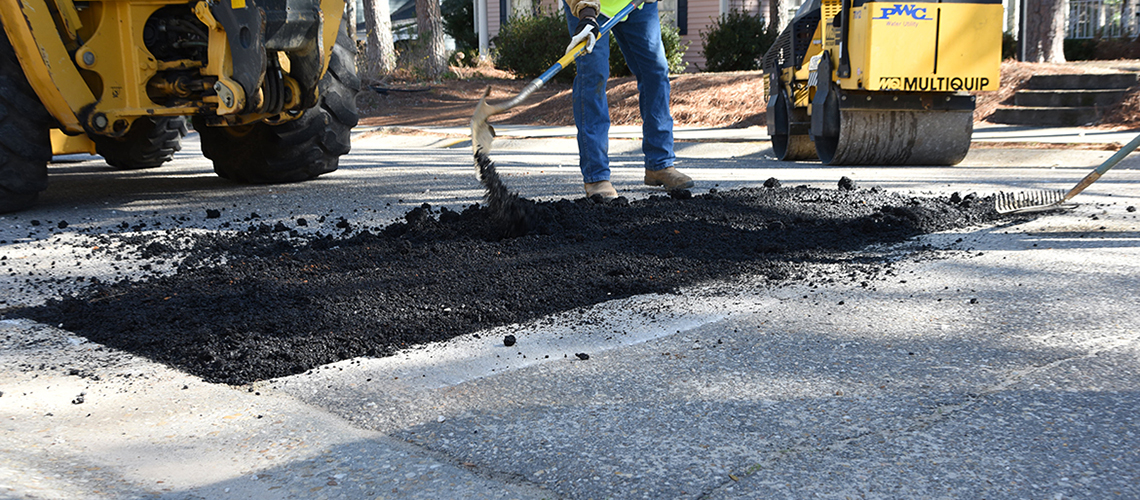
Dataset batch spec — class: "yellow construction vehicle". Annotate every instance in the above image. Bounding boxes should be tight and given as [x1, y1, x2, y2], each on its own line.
[0, 0, 359, 212]
[763, 0, 1001, 165]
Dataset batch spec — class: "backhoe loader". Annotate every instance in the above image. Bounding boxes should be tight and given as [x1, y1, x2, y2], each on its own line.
[763, 0, 1001, 165]
[0, 0, 359, 213]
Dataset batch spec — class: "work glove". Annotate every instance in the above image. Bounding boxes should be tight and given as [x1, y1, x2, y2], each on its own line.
[567, 14, 600, 55]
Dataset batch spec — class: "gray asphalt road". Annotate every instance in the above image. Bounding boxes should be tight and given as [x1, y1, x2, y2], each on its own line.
[2, 127, 1139, 499]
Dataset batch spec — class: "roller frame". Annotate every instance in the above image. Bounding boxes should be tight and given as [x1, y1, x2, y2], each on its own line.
[762, 0, 999, 166]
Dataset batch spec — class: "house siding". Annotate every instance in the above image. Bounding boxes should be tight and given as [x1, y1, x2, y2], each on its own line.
[538, 0, 560, 14]
[488, 0, 501, 41]
[681, 0, 767, 70]
[681, 1, 719, 70]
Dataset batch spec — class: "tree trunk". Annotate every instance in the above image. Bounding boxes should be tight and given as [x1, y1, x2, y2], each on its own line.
[1024, 0, 1066, 63]
[1123, 0, 1134, 37]
[346, 0, 357, 42]
[362, 0, 397, 79]
[768, 0, 794, 33]
[417, 0, 449, 79]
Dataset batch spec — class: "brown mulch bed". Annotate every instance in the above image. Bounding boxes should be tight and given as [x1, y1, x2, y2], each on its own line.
[358, 61, 1140, 130]
[358, 67, 766, 129]
[974, 60, 1140, 127]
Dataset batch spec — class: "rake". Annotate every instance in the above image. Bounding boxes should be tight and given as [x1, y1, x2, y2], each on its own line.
[995, 132, 1140, 214]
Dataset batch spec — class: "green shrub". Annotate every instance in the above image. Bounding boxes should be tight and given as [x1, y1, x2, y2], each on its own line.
[1064, 38, 1098, 61]
[493, 10, 577, 82]
[449, 48, 479, 67]
[1064, 36, 1140, 61]
[495, 9, 690, 82]
[1093, 36, 1140, 59]
[1002, 31, 1018, 60]
[442, 0, 478, 52]
[700, 10, 776, 72]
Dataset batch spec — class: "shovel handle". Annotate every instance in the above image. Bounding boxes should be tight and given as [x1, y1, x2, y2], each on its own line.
[493, 0, 647, 113]
[471, 0, 649, 135]
[535, 0, 648, 86]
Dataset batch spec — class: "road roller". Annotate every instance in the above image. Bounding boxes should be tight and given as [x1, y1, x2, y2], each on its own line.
[762, 0, 1002, 165]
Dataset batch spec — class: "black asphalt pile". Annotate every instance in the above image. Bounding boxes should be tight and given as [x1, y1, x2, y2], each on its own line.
[11, 165, 1000, 385]
[476, 150, 544, 238]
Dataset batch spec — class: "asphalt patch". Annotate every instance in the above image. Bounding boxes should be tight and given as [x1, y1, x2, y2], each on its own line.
[10, 155, 1001, 385]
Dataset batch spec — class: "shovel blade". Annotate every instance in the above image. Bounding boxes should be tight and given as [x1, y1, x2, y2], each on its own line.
[471, 87, 498, 152]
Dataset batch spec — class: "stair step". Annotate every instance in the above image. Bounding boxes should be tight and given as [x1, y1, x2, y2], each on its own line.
[988, 106, 1104, 126]
[1026, 73, 1140, 90]
[1014, 89, 1128, 107]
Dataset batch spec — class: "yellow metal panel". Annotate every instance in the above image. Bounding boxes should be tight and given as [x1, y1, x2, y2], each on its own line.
[76, 0, 168, 132]
[842, 2, 1000, 92]
[821, 0, 841, 48]
[318, 0, 346, 75]
[0, 0, 96, 132]
[50, 129, 97, 155]
[49, 0, 83, 39]
[193, 1, 248, 116]
[934, 3, 1002, 88]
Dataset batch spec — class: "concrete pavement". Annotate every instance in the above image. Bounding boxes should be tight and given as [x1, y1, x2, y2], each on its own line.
[392, 122, 1140, 144]
[2, 125, 1139, 499]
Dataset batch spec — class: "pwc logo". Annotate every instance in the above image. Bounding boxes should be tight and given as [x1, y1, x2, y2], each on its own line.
[872, 4, 932, 20]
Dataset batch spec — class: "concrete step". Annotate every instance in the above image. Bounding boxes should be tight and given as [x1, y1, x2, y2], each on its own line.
[1014, 89, 1128, 107]
[987, 106, 1103, 126]
[1025, 73, 1140, 90]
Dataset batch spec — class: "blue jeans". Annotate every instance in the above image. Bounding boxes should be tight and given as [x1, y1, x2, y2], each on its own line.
[564, 2, 676, 183]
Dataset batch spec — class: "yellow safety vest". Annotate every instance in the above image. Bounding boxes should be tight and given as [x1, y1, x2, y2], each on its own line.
[599, 0, 637, 20]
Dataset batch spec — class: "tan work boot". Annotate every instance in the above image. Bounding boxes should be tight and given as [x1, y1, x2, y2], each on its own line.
[584, 180, 618, 200]
[644, 167, 694, 190]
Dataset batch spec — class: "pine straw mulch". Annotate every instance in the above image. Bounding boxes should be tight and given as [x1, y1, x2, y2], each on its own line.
[974, 59, 1140, 127]
[358, 60, 1140, 131]
[358, 64, 766, 129]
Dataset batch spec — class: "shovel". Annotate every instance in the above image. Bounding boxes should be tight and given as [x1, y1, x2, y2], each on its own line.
[470, 0, 647, 164]
[995, 132, 1140, 214]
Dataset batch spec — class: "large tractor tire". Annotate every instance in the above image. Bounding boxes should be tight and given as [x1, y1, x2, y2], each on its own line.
[94, 117, 189, 170]
[0, 22, 53, 214]
[194, 10, 360, 183]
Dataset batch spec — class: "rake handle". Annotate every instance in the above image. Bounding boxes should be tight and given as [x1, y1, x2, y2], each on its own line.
[1065, 131, 1140, 200]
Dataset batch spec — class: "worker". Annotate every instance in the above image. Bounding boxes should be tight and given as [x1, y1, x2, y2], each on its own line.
[564, 0, 693, 200]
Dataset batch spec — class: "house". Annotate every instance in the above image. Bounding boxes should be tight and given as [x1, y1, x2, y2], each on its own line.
[354, 0, 417, 39]
[365, 0, 1035, 73]
[354, 0, 778, 71]
[485, 0, 772, 71]
[477, 0, 1046, 71]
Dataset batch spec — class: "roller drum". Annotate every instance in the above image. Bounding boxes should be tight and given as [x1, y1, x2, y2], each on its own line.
[775, 134, 818, 161]
[768, 88, 819, 161]
[817, 109, 974, 166]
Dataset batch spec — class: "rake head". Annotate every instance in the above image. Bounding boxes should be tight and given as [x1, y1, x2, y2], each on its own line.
[994, 190, 1077, 214]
